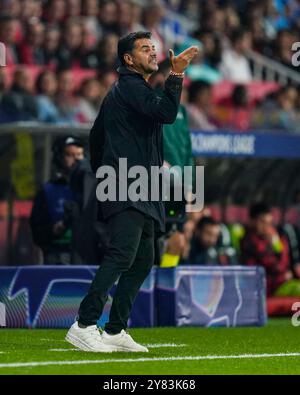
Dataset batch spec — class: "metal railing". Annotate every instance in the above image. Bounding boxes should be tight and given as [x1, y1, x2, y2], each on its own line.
[247, 50, 300, 85]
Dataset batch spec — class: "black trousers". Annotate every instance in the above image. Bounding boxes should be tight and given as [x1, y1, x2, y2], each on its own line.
[78, 208, 155, 334]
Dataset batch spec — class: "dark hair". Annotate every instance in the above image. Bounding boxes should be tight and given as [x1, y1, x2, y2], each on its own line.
[249, 202, 271, 219]
[52, 135, 84, 168]
[188, 80, 211, 103]
[232, 84, 248, 107]
[196, 216, 219, 231]
[36, 70, 55, 95]
[230, 28, 249, 45]
[118, 31, 151, 66]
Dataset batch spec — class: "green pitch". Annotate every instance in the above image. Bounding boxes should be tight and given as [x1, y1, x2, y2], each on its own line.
[0, 319, 299, 375]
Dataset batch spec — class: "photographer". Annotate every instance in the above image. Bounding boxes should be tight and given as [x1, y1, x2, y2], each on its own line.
[30, 135, 85, 265]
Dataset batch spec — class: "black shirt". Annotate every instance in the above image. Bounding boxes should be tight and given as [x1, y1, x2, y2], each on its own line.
[89, 65, 183, 234]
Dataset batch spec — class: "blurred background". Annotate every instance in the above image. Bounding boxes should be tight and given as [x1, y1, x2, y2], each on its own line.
[0, 0, 300, 316]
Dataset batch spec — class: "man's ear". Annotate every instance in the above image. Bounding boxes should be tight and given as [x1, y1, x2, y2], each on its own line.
[124, 53, 133, 66]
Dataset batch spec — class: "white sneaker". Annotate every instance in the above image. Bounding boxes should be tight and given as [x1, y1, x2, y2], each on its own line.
[102, 329, 149, 352]
[65, 321, 113, 352]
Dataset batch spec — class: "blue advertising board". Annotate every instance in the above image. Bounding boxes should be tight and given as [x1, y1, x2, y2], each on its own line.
[0, 266, 155, 328]
[0, 265, 267, 328]
[191, 130, 300, 159]
[156, 266, 267, 327]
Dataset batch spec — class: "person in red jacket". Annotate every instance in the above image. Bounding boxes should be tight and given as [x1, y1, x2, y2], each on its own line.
[240, 202, 292, 296]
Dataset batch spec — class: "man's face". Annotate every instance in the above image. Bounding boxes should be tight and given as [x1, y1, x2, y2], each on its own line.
[253, 213, 273, 237]
[197, 224, 220, 249]
[62, 145, 84, 169]
[127, 38, 158, 76]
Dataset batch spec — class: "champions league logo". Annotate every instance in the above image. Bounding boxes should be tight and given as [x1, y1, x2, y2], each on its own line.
[7, 267, 96, 327]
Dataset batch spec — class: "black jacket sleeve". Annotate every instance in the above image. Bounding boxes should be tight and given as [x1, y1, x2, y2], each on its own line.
[89, 98, 106, 174]
[125, 74, 183, 124]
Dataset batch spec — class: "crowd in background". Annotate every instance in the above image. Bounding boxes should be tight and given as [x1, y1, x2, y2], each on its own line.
[0, 0, 300, 131]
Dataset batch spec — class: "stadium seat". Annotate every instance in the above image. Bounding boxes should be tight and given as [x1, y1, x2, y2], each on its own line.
[224, 205, 248, 224]
[71, 69, 97, 91]
[267, 296, 300, 316]
[206, 204, 222, 222]
[212, 81, 279, 106]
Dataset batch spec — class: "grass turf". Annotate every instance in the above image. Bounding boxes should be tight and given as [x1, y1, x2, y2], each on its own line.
[0, 319, 299, 375]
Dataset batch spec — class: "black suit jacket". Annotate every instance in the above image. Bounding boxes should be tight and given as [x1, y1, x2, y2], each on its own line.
[89, 65, 183, 234]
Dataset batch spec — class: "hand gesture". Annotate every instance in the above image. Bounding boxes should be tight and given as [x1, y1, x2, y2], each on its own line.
[169, 46, 200, 74]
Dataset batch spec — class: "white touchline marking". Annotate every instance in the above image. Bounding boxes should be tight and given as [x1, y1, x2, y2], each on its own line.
[49, 348, 79, 352]
[48, 344, 187, 352]
[146, 344, 186, 348]
[1, 353, 300, 368]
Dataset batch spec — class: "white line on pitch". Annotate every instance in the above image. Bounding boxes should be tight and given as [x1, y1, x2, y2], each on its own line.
[146, 344, 186, 348]
[1, 352, 300, 368]
[48, 344, 186, 352]
[49, 348, 79, 352]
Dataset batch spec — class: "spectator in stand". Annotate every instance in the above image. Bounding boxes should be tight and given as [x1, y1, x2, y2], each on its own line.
[0, 13, 20, 65]
[98, 70, 118, 95]
[98, 0, 118, 36]
[223, 3, 241, 35]
[57, 18, 84, 69]
[84, 33, 119, 71]
[17, 18, 46, 65]
[116, 0, 134, 36]
[42, 0, 66, 24]
[186, 80, 217, 131]
[66, 0, 81, 19]
[240, 202, 300, 296]
[82, 0, 101, 41]
[182, 216, 237, 266]
[272, 28, 300, 72]
[253, 85, 299, 132]
[36, 70, 60, 123]
[20, 0, 43, 21]
[30, 135, 85, 265]
[213, 84, 253, 131]
[43, 25, 61, 68]
[77, 78, 104, 123]
[54, 68, 81, 123]
[193, 29, 221, 69]
[129, 0, 145, 32]
[142, 0, 166, 62]
[1, 67, 38, 121]
[0, 0, 21, 17]
[219, 28, 253, 83]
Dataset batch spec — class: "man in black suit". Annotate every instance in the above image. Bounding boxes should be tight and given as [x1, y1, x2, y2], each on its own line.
[66, 31, 199, 352]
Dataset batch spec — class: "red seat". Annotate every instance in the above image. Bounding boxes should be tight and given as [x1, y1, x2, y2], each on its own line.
[71, 69, 97, 91]
[267, 296, 300, 316]
[13, 200, 33, 218]
[224, 205, 248, 224]
[206, 204, 222, 222]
